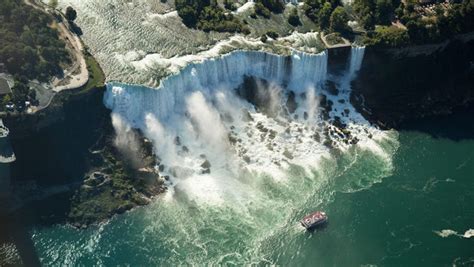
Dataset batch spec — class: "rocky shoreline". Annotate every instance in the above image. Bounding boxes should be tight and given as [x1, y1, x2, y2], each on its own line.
[67, 120, 166, 228]
[2, 87, 166, 228]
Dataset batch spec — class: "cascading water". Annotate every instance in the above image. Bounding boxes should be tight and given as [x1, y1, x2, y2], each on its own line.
[348, 46, 365, 79]
[104, 50, 328, 126]
[32, 47, 399, 265]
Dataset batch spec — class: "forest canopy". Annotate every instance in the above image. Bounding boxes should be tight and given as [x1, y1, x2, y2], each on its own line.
[0, 0, 71, 106]
[354, 0, 474, 47]
[0, 0, 70, 81]
[175, 0, 250, 33]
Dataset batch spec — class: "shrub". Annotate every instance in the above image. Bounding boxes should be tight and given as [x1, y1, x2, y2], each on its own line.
[364, 26, 410, 47]
[329, 6, 349, 33]
[255, 2, 271, 18]
[288, 8, 302, 26]
[65, 6, 77, 21]
[256, 0, 285, 14]
[175, 1, 246, 33]
[266, 30, 279, 39]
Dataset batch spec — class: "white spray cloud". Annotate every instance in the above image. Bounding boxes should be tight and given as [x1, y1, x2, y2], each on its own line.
[144, 113, 178, 166]
[186, 91, 230, 154]
[255, 80, 283, 117]
[305, 85, 319, 123]
[111, 113, 141, 165]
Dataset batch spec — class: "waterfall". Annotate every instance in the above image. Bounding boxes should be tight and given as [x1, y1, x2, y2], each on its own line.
[348, 46, 365, 79]
[104, 50, 328, 127]
[103, 47, 397, 207]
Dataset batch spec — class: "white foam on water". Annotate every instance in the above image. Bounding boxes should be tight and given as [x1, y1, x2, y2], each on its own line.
[103, 47, 398, 207]
[434, 229, 474, 239]
[463, 229, 474, 238]
[435, 229, 459, 238]
[30, 47, 401, 266]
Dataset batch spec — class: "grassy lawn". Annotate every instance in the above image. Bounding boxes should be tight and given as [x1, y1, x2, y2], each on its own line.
[78, 53, 106, 94]
[325, 33, 344, 46]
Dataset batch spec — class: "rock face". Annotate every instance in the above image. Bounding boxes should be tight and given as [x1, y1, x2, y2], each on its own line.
[351, 38, 474, 128]
[68, 126, 165, 228]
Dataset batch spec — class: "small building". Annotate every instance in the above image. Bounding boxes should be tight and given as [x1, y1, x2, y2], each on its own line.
[0, 78, 12, 96]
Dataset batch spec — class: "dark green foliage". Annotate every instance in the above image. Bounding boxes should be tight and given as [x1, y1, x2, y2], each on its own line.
[304, 0, 345, 30]
[175, 0, 210, 27]
[198, 6, 249, 33]
[360, 0, 473, 47]
[353, 0, 398, 29]
[256, 0, 285, 13]
[224, 0, 237, 11]
[65, 6, 77, 21]
[375, 0, 393, 25]
[319, 2, 333, 29]
[261, 34, 268, 42]
[288, 8, 302, 26]
[330, 6, 349, 33]
[255, 2, 272, 18]
[12, 78, 30, 104]
[0, 0, 71, 104]
[363, 26, 409, 47]
[304, 0, 323, 21]
[266, 30, 279, 39]
[175, 0, 248, 33]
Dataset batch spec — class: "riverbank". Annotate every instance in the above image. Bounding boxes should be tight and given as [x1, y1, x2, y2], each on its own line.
[3, 85, 165, 228]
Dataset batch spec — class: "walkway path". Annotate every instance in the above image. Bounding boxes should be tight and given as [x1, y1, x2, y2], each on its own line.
[320, 33, 352, 49]
[24, 0, 89, 93]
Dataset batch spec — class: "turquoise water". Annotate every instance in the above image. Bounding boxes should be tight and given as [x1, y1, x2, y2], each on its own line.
[24, 114, 473, 265]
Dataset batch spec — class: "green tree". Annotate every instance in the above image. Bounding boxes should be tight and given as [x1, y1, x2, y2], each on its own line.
[353, 0, 376, 29]
[330, 6, 349, 32]
[266, 31, 279, 39]
[256, 0, 285, 14]
[364, 26, 409, 47]
[65, 6, 77, 21]
[319, 2, 333, 30]
[255, 2, 272, 18]
[375, 0, 393, 25]
[224, 0, 237, 11]
[304, 0, 323, 21]
[178, 5, 199, 27]
[288, 8, 302, 26]
[175, 0, 246, 32]
[2, 94, 12, 107]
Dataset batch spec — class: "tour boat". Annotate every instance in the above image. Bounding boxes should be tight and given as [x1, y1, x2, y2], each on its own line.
[300, 211, 328, 230]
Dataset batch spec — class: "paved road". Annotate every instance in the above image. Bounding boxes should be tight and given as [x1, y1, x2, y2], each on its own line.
[24, 0, 89, 92]
[320, 33, 352, 49]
